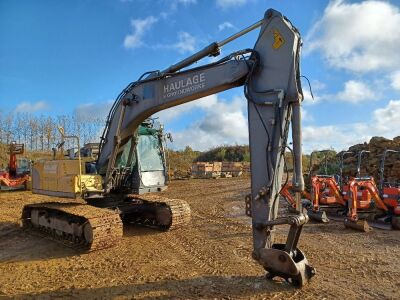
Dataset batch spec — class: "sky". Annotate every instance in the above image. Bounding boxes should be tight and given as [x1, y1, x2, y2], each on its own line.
[1, 0, 400, 153]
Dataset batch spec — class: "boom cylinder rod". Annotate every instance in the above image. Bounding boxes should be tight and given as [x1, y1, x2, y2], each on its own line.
[291, 102, 305, 212]
[218, 19, 264, 47]
[291, 102, 304, 192]
[161, 19, 263, 75]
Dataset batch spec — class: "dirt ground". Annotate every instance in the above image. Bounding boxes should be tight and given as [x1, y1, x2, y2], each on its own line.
[0, 177, 399, 299]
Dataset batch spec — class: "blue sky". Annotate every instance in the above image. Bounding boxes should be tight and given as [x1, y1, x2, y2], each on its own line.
[1, 0, 400, 152]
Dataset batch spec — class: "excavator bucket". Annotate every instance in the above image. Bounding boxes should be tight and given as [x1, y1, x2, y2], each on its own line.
[344, 218, 372, 232]
[307, 209, 329, 223]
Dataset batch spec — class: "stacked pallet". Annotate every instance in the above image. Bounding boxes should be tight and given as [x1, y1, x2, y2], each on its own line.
[191, 162, 222, 178]
[242, 162, 251, 173]
[221, 162, 243, 177]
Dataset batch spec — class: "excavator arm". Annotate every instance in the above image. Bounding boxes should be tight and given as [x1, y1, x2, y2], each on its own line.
[97, 8, 314, 286]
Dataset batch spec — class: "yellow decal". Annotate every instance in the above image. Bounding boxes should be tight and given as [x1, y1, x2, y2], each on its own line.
[272, 29, 285, 49]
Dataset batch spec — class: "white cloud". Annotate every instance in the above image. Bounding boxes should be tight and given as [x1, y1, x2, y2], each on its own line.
[15, 101, 48, 113]
[216, 0, 247, 9]
[302, 99, 400, 153]
[159, 95, 248, 150]
[372, 99, 400, 134]
[301, 79, 326, 105]
[152, 31, 197, 54]
[74, 101, 113, 122]
[301, 107, 313, 122]
[158, 92, 400, 152]
[155, 95, 218, 122]
[218, 21, 235, 31]
[303, 80, 377, 104]
[305, 0, 400, 73]
[123, 16, 158, 49]
[390, 71, 400, 91]
[335, 80, 376, 103]
[302, 89, 321, 105]
[172, 31, 196, 53]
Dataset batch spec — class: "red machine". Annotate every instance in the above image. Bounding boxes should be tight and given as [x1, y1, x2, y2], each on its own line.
[280, 150, 343, 222]
[280, 181, 311, 213]
[0, 142, 30, 190]
[378, 149, 400, 229]
[344, 150, 400, 231]
[306, 151, 345, 222]
[308, 175, 345, 222]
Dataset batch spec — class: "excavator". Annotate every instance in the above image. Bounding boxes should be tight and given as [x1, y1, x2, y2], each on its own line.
[21, 9, 315, 286]
[307, 150, 347, 223]
[0, 142, 31, 191]
[280, 150, 343, 222]
[378, 149, 400, 229]
[343, 150, 400, 231]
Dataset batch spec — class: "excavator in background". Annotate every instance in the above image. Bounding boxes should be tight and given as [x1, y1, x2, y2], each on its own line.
[280, 180, 310, 213]
[280, 150, 344, 222]
[378, 149, 400, 229]
[308, 150, 348, 223]
[21, 9, 315, 286]
[0, 142, 31, 191]
[343, 150, 400, 231]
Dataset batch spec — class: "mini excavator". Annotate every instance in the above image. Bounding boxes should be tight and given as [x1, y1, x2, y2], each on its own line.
[378, 149, 400, 229]
[0, 142, 30, 190]
[307, 150, 346, 223]
[280, 150, 343, 222]
[21, 9, 315, 286]
[344, 150, 400, 231]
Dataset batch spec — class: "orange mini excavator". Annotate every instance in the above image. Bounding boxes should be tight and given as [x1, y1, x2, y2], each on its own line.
[379, 149, 400, 229]
[343, 150, 400, 231]
[0, 142, 31, 190]
[280, 180, 311, 213]
[280, 150, 342, 221]
[305, 151, 346, 223]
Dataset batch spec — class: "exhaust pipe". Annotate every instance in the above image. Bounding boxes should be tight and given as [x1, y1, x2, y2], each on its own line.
[344, 218, 372, 232]
[307, 209, 329, 223]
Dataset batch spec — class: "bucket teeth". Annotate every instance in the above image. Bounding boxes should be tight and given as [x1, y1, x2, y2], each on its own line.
[344, 218, 372, 232]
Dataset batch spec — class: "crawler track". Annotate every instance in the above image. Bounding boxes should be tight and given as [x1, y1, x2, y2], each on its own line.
[21, 202, 123, 251]
[125, 194, 191, 230]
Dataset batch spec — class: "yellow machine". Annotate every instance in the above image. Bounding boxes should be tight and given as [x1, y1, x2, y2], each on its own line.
[31, 159, 102, 198]
[31, 127, 103, 198]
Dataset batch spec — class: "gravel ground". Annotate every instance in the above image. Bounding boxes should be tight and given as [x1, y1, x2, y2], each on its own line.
[0, 177, 399, 299]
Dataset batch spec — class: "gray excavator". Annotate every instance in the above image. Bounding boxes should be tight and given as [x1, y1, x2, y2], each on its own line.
[21, 8, 315, 286]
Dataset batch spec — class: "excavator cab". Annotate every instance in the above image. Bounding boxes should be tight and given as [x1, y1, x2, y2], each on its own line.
[113, 120, 168, 194]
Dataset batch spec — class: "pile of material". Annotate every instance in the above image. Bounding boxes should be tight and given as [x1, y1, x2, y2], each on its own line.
[191, 162, 222, 178]
[191, 161, 247, 178]
[221, 162, 243, 177]
[242, 162, 251, 173]
[341, 136, 400, 183]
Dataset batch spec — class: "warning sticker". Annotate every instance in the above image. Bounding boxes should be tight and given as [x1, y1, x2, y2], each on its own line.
[272, 29, 285, 49]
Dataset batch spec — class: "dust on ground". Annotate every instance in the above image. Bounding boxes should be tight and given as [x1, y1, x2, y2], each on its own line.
[0, 177, 399, 299]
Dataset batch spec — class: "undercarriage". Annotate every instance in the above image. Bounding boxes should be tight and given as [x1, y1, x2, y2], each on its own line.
[21, 195, 191, 251]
